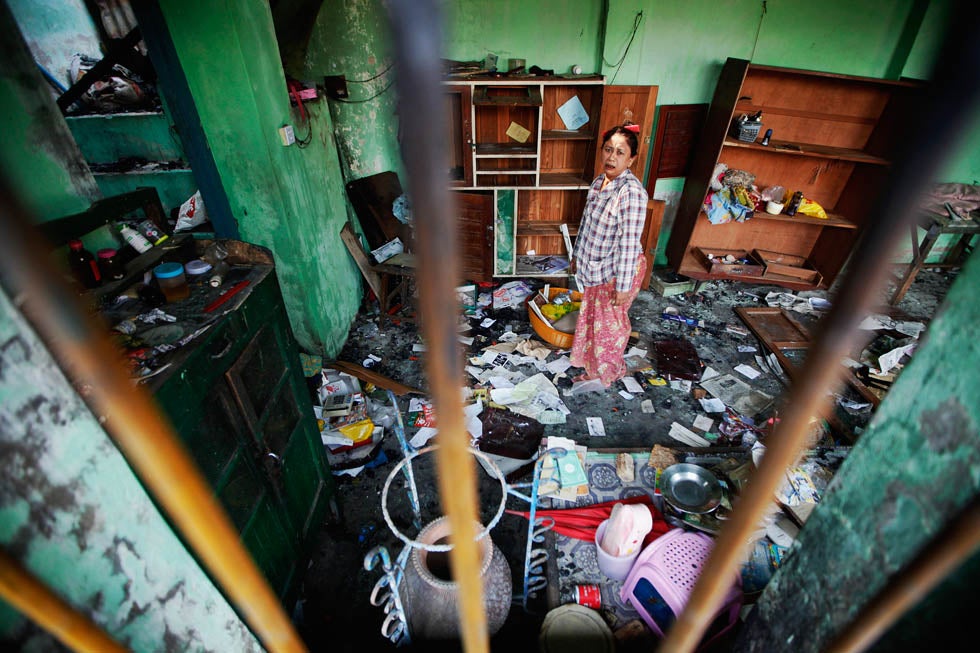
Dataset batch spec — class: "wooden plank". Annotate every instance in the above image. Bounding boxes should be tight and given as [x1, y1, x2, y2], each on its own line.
[327, 360, 424, 396]
[339, 222, 382, 300]
[642, 200, 665, 289]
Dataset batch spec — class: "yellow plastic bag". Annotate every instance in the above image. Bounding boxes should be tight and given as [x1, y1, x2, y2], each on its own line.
[338, 418, 375, 443]
[797, 198, 828, 219]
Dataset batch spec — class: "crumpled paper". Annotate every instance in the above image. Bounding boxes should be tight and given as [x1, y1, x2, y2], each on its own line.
[489, 373, 570, 424]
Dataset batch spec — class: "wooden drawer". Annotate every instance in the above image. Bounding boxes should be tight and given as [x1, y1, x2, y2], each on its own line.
[754, 249, 823, 285]
[694, 247, 764, 276]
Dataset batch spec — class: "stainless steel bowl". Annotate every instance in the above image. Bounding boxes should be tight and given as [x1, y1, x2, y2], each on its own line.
[660, 463, 722, 514]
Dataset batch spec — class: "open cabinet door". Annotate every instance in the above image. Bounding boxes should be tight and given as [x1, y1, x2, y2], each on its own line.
[594, 85, 659, 183]
[456, 190, 494, 283]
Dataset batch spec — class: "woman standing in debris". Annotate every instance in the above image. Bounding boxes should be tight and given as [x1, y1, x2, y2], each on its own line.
[570, 123, 647, 387]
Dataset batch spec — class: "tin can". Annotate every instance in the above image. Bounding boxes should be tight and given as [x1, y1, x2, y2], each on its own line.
[573, 584, 601, 609]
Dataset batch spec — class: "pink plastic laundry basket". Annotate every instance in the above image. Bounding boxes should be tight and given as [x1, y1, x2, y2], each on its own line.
[619, 528, 742, 648]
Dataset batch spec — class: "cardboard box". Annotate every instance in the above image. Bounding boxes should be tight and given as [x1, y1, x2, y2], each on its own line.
[694, 248, 764, 276]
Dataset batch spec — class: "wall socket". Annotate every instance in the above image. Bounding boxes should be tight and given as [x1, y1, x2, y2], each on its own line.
[323, 75, 348, 100]
[278, 125, 296, 146]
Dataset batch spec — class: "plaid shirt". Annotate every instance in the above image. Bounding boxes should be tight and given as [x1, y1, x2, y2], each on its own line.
[574, 169, 648, 292]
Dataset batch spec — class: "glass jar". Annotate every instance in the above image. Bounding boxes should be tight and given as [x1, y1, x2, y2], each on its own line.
[153, 262, 190, 302]
[97, 248, 125, 281]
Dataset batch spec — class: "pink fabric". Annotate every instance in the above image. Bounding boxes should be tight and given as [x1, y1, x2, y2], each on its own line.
[570, 255, 646, 386]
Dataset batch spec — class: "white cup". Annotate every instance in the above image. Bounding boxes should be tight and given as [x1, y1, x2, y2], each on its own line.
[594, 519, 642, 581]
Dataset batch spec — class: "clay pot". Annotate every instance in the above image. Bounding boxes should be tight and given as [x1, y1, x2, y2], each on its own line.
[401, 516, 512, 640]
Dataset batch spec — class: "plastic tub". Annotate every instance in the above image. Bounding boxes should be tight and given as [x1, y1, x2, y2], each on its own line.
[527, 287, 582, 349]
[153, 262, 190, 302]
[595, 519, 641, 581]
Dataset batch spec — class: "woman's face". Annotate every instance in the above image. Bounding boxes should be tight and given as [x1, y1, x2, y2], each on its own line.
[601, 132, 637, 181]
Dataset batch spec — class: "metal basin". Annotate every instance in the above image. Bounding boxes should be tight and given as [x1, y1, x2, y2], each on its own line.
[660, 463, 722, 514]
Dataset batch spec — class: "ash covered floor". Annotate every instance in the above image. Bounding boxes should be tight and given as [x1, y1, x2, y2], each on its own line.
[294, 269, 956, 652]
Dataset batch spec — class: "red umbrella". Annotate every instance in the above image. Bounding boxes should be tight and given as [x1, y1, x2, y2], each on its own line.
[506, 495, 670, 544]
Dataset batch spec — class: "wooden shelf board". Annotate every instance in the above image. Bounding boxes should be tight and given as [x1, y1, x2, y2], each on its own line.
[476, 170, 536, 176]
[733, 103, 876, 126]
[516, 221, 578, 236]
[542, 129, 593, 141]
[748, 209, 857, 229]
[472, 86, 542, 106]
[475, 143, 536, 155]
[723, 137, 889, 166]
[539, 173, 592, 187]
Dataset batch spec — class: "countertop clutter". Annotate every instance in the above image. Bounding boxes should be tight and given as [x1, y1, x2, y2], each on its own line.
[93, 234, 275, 387]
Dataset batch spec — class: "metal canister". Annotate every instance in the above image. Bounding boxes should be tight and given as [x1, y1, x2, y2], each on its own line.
[573, 584, 601, 609]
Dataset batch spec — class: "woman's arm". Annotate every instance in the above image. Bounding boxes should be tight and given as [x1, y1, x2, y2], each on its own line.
[613, 179, 648, 294]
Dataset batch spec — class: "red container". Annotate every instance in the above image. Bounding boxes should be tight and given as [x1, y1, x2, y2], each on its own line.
[574, 584, 601, 609]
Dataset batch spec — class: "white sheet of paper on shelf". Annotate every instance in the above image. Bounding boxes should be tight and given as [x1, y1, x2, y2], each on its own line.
[557, 95, 589, 130]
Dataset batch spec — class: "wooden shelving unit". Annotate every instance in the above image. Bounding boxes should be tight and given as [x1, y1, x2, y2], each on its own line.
[446, 77, 658, 280]
[666, 58, 921, 290]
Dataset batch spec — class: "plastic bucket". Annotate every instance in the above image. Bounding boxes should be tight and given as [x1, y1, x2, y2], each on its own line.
[595, 519, 641, 581]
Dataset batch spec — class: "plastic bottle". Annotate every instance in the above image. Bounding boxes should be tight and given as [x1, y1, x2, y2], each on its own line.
[135, 219, 168, 246]
[117, 223, 153, 254]
[67, 239, 101, 288]
[760, 128, 772, 146]
[784, 191, 804, 216]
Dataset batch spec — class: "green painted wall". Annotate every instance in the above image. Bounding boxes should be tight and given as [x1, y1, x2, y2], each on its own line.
[305, 0, 404, 184]
[158, 0, 361, 358]
[7, 0, 100, 82]
[435, 0, 975, 267]
[0, 288, 261, 651]
[441, 0, 603, 76]
[0, 1, 98, 222]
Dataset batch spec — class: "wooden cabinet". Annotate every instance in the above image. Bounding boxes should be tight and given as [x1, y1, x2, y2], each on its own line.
[666, 58, 921, 289]
[150, 248, 333, 605]
[447, 78, 657, 280]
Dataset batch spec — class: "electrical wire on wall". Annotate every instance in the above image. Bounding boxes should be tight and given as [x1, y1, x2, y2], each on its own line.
[602, 10, 643, 84]
[334, 60, 396, 104]
[749, 1, 768, 61]
[286, 78, 315, 148]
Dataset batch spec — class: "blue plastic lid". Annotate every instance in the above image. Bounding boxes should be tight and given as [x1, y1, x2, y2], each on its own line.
[153, 262, 185, 279]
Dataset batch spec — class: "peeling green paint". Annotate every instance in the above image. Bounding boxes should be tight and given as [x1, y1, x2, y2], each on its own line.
[741, 253, 980, 651]
[158, 0, 360, 357]
[0, 290, 262, 651]
[305, 0, 403, 182]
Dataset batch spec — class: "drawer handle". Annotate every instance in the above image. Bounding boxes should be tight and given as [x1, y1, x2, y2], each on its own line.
[210, 338, 233, 359]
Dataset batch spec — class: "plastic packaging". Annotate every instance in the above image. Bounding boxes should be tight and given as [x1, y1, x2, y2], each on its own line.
[67, 239, 101, 288]
[184, 259, 212, 277]
[153, 262, 190, 302]
[117, 223, 152, 253]
[135, 219, 168, 246]
[784, 191, 804, 216]
[97, 248, 125, 281]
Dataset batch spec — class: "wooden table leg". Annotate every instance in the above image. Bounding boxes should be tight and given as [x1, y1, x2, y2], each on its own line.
[890, 221, 941, 305]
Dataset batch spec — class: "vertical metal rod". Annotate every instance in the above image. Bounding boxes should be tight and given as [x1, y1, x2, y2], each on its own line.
[384, 1, 489, 651]
[660, 3, 980, 651]
[0, 547, 128, 653]
[826, 497, 980, 653]
[0, 188, 308, 652]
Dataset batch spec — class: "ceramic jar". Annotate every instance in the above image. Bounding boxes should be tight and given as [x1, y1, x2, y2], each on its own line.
[400, 516, 512, 640]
